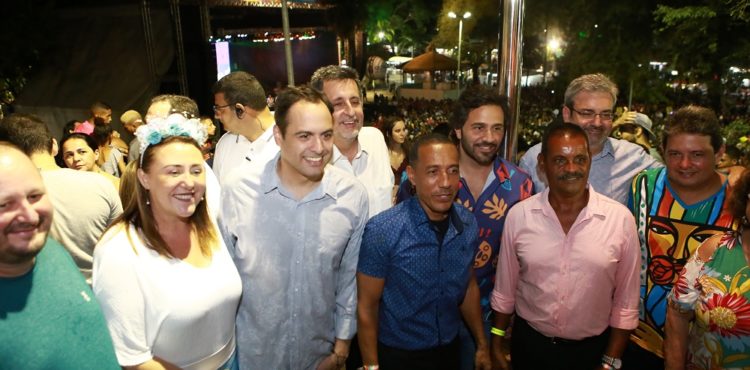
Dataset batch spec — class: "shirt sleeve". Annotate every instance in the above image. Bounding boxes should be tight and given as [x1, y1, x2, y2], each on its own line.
[334, 193, 370, 340]
[609, 213, 641, 330]
[128, 140, 140, 163]
[518, 149, 535, 179]
[92, 228, 153, 366]
[217, 182, 238, 258]
[357, 214, 390, 279]
[667, 243, 708, 312]
[490, 207, 520, 314]
[100, 177, 124, 221]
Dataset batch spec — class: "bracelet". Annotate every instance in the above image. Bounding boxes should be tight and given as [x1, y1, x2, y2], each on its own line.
[360, 365, 379, 370]
[490, 327, 506, 337]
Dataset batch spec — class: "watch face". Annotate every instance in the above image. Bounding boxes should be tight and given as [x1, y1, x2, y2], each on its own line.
[612, 358, 622, 369]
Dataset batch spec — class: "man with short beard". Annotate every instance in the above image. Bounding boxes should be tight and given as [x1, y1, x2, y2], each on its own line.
[0, 143, 120, 369]
[395, 85, 534, 369]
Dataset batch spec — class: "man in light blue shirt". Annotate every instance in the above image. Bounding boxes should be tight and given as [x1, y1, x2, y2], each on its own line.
[519, 73, 661, 204]
[220, 86, 369, 370]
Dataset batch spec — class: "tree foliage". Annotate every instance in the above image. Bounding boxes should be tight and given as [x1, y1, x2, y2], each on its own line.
[652, 0, 750, 110]
[0, 1, 55, 106]
[364, 0, 442, 56]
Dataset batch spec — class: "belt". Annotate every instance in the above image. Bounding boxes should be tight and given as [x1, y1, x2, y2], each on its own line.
[516, 316, 609, 346]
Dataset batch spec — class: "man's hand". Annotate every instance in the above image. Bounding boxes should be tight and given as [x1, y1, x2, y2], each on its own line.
[475, 345, 492, 370]
[490, 338, 511, 370]
[316, 353, 346, 370]
[613, 108, 637, 127]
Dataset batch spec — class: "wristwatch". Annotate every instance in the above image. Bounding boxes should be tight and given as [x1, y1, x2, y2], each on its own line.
[601, 354, 622, 370]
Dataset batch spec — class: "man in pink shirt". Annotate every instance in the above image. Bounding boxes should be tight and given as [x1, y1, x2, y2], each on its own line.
[490, 122, 640, 370]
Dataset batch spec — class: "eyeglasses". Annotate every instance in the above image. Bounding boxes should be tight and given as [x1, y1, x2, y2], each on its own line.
[212, 104, 231, 113]
[569, 107, 615, 122]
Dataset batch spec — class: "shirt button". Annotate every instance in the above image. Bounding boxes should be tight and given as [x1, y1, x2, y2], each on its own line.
[294, 288, 299, 292]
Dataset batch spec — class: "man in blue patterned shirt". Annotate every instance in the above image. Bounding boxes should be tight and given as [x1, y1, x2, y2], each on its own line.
[357, 133, 491, 370]
[396, 86, 534, 369]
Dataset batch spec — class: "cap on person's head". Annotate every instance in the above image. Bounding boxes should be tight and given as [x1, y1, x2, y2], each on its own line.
[632, 113, 655, 139]
[120, 110, 142, 125]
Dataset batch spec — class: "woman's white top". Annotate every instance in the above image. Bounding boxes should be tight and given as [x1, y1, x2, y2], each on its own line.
[93, 224, 242, 370]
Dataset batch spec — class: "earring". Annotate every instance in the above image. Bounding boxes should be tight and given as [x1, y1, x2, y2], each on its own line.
[146, 198, 150, 206]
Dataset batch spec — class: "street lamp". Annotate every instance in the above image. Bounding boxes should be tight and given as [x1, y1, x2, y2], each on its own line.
[448, 11, 471, 89]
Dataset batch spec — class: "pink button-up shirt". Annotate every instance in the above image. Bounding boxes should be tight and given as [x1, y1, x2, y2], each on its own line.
[490, 186, 640, 340]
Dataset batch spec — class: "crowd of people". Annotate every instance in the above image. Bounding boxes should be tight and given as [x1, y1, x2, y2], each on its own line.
[0, 67, 749, 370]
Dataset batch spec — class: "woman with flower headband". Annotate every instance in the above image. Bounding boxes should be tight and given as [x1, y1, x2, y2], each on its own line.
[664, 168, 750, 370]
[92, 113, 242, 370]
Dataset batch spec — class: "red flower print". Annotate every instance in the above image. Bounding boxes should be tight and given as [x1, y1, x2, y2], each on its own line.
[705, 293, 750, 338]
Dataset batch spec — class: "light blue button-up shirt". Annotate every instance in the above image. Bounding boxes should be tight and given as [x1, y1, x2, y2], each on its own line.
[219, 155, 369, 370]
[519, 137, 662, 204]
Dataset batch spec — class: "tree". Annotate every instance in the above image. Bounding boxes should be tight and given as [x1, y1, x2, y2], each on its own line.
[433, 0, 499, 83]
[365, 0, 441, 57]
[320, 0, 370, 73]
[653, 0, 750, 112]
[0, 1, 55, 108]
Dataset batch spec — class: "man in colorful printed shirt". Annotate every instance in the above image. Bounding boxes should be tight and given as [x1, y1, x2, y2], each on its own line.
[626, 105, 739, 369]
[395, 85, 533, 369]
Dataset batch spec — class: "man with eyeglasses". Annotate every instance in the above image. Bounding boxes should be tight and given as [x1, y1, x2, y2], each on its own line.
[212, 71, 278, 185]
[519, 73, 661, 204]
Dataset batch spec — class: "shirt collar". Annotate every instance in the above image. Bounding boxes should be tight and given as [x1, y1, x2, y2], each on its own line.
[493, 156, 511, 183]
[257, 124, 275, 143]
[593, 138, 616, 160]
[535, 184, 606, 220]
[406, 197, 464, 234]
[261, 154, 338, 200]
[331, 141, 365, 164]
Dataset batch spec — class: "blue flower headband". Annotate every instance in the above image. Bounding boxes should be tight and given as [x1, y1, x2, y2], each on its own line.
[135, 113, 208, 165]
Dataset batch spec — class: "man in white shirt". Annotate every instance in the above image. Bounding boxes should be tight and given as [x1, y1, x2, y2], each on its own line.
[221, 86, 368, 369]
[311, 65, 394, 218]
[212, 71, 278, 185]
